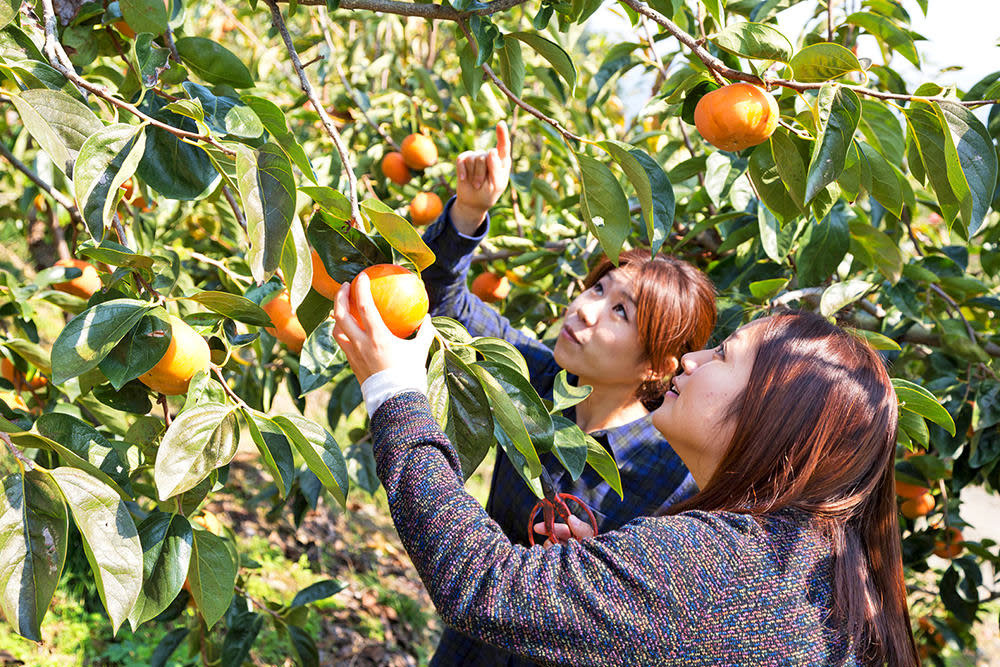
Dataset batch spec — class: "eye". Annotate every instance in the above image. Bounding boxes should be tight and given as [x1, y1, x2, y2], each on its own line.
[714, 343, 726, 360]
[592, 282, 604, 295]
[614, 303, 628, 320]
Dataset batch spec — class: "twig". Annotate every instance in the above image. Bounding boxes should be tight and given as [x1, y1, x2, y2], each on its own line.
[265, 0, 362, 227]
[233, 585, 284, 621]
[39, 0, 236, 156]
[471, 240, 572, 263]
[221, 183, 248, 233]
[275, 0, 529, 19]
[188, 250, 253, 285]
[0, 432, 34, 471]
[213, 366, 251, 409]
[163, 27, 181, 62]
[0, 142, 85, 229]
[827, 0, 834, 43]
[617, 0, 1000, 108]
[158, 393, 172, 427]
[458, 20, 582, 143]
[112, 214, 164, 302]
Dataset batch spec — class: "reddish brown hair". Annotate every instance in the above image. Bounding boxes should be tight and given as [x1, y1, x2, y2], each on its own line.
[670, 311, 917, 666]
[585, 250, 716, 406]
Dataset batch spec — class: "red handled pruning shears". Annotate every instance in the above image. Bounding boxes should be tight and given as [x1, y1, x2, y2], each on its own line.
[526, 468, 599, 546]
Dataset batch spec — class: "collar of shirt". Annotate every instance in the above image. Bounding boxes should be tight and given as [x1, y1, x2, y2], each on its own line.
[561, 403, 660, 463]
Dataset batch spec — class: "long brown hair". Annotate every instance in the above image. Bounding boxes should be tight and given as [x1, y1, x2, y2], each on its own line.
[669, 311, 917, 666]
[585, 250, 716, 406]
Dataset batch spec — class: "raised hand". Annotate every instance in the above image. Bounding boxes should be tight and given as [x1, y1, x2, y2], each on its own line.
[451, 121, 512, 234]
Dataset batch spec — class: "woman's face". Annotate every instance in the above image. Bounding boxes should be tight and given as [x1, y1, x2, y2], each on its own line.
[552, 269, 653, 390]
[651, 321, 761, 488]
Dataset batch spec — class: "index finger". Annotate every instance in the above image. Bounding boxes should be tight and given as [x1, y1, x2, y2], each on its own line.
[495, 121, 510, 162]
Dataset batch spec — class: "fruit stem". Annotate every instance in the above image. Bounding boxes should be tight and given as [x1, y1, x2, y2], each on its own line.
[0, 432, 34, 472]
[212, 366, 251, 411]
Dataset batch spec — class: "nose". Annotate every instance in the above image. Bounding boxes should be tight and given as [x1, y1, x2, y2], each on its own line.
[680, 348, 711, 373]
[576, 297, 601, 326]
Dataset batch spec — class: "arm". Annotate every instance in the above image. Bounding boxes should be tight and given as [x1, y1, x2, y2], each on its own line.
[370, 392, 735, 666]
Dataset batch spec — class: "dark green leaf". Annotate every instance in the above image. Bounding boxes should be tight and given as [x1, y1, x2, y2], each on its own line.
[845, 12, 918, 66]
[154, 403, 240, 500]
[299, 186, 350, 221]
[237, 143, 296, 283]
[136, 94, 220, 200]
[51, 299, 152, 384]
[795, 202, 850, 286]
[426, 350, 495, 479]
[307, 211, 389, 282]
[713, 22, 793, 62]
[471, 364, 542, 479]
[496, 38, 525, 98]
[151, 628, 189, 667]
[938, 101, 998, 235]
[121, 0, 168, 35]
[183, 291, 272, 326]
[507, 32, 576, 91]
[599, 141, 674, 256]
[187, 530, 237, 629]
[175, 36, 253, 88]
[130, 33, 170, 89]
[50, 467, 142, 633]
[576, 153, 631, 264]
[858, 100, 904, 165]
[36, 413, 131, 489]
[73, 123, 146, 241]
[892, 378, 956, 435]
[286, 624, 319, 667]
[281, 217, 312, 311]
[469, 338, 529, 378]
[98, 307, 172, 390]
[359, 198, 436, 272]
[789, 43, 863, 82]
[241, 410, 296, 499]
[299, 320, 347, 394]
[221, 611, 263, 666]
[128, 512, 193, 628]
[273, 414, 349, 508]
[748, 142, 801, 223]
[289, 579, 346, 608]
[0, 471, 68, 642]
[243, 95, 317, 182]
[182, 82, 263, 139]
[805, 85, 861, 203]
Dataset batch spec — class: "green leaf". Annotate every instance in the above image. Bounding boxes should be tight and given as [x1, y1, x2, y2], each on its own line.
[51, 299, 152, 384]
[281, 217, 312, 311]
[182, 82, 263, 139]
[98, 307, 172, 391]
[496, 38, 525, 98]
[848, 219, 903, 283]
[272, 414, 349, 508]
[855, 141, 903, 217]
[757, 204, 782, 262]
[79, 241, 155, 271]
[5, 432, 130, 500]
[300, 186, 350, 221]
[769, 127, 809, 212]
[507, 32, 576, 91]
[8, 89, 103, 176]
[128, 512, 193, 629]
[748, 141, 801, 223]
[50, 467, 142, 633]
[491, 421, 542, 498]
[805, 85, 861, 203]
[0, 1, 20, 30]
[120, 0, 168, 35]
[359, 198, 436, 271]
[479, 361, 554, 452]
[845, 12, 918, 66]
[819, 279, 874, 317]
[938, 101, 998, 235]
[851, 329, 901, 352]
[458, 41, 481, 99]
[286, 624, 319, 667]
[130, 33, 170, 89]
[187, 530, 236, 629]
[151, 628, 190, 667]
[154, 403, 240, 500]
[307, 212, 389, 283]
[551, 415, 588, 481]
[576, 153, 631, 264]
[183, 291, 272, 326]
[241, 410, 296, 499]
[905, 101, 974, 232]
[471, 364, 542, 479]
[892, 378, 956, 435]
[174, 36, 253, 88]
[789, 43, 863, 82]
[552, 370, 592, 412]
[289, 579, 345, 608]
[468, 338, 529, 378]
[585, 436, 622, 500]
[36, 413, 131, 490]
[0, 471, 68, 642]
[795, 202, 850, 286]
[749, 277, 788, 300]
[599, 141, 674, 256]
[858, 100, 904, 165]
[243, 95, 316, 183]
[426, 350, 495, 479]
[135, 94, 220, 200]
[713, 22, 793, 62]
[237, 143, 297, 283]
[298, 320, 347, 394]
[73, 123, 146, 241]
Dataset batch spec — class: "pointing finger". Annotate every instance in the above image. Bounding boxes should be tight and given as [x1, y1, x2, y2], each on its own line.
[495, 121, 510, 163]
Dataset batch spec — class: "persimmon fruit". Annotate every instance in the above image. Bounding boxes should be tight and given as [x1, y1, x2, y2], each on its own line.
[381, 152, 411, 185]
[694, 82, 779, 152]
[900, 492, 935, 519]
[263, 290, 307, 354]
[401, 133, 438, 170]
[895, 478, 929, 499]
[933, 527, 964, 559]
[348, 265, 429, 338]
[310, 248, 342, 301]
[52, 258, 102, 299]
[138, 315, 211, 395]
[471, 272, 511, 303]
[410, 192, 443, 226]
[0, 358, 47, 392]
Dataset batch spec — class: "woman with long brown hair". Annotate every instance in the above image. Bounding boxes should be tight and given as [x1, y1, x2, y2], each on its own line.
[332, 293, 918, 665]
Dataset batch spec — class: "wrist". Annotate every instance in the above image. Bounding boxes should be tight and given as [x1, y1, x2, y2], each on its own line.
[450, 200, 488, 235]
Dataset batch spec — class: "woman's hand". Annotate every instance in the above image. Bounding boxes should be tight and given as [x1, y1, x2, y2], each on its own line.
[451, 121, 512, 234]
[533, 515, 596, 548]
[331, 272, 436, 385]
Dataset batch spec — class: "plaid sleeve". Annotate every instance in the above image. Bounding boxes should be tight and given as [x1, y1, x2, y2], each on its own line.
[422, 198, 561, 395]
[370, 392, 739, 666]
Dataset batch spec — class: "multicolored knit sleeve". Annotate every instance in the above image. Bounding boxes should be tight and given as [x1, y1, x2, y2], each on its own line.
[370, 391, 746, 667]
[421, 198, 561, 395]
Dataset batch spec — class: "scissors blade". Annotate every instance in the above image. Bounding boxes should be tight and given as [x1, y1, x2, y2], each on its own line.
[539, 468, 558, 503]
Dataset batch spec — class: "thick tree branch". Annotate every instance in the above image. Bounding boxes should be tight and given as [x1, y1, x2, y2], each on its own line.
[276, 0, 529, 19]
[265, 0, 362, 226]
[0, 141, 85, 229]
[618, 0, 1000, 107]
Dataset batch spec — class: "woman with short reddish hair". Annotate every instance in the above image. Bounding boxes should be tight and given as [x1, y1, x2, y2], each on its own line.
[417, 121, 716, 665]
[331, 304, 918, 666]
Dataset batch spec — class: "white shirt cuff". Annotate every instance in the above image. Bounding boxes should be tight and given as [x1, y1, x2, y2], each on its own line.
[360, 367, 428, 415]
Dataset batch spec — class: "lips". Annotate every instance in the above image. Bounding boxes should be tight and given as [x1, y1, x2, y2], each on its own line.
[560, 326, 582, 344]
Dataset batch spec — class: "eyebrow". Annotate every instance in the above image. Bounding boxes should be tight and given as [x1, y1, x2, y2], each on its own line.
[603, 275, 637, 306]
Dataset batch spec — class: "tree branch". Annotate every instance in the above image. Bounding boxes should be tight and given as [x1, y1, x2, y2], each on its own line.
[275, 0, 529, 19]
[0, 141, 86, 229]
[265, 0, 362, 227]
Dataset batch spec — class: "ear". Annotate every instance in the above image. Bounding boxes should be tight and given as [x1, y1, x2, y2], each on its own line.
[658, 356, 679, 378]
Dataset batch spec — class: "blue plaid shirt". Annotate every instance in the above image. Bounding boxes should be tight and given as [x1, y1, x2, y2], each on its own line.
[422, 199, 697, 667]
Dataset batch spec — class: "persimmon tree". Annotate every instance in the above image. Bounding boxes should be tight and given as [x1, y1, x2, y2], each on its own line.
[0, 0, 998, 663]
